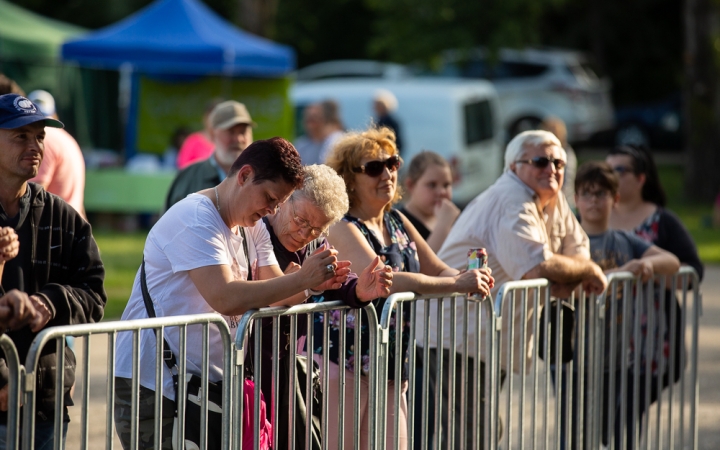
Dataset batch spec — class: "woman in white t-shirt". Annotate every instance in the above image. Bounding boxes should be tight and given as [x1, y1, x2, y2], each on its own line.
[114, 138, 351, 449]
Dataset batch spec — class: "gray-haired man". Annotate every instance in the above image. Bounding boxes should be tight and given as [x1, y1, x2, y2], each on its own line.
[423, 130, 607, 448]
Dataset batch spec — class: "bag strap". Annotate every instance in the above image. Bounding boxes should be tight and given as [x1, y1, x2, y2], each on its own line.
[140, 258, 180, 414]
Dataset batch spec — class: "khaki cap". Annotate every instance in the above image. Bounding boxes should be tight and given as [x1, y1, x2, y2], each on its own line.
[209, 100, 256, 130]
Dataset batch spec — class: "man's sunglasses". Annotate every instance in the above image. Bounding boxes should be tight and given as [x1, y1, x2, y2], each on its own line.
[352, 155, 402, 177]
[514, 156, 566, 170]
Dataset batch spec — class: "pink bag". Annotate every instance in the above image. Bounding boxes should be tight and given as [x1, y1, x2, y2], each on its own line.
[242, 379, 273, 450]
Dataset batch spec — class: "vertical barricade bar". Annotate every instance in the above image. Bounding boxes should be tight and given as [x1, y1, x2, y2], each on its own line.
[378, 293, 413, 450]
[106, 332, 117, 450]
[494, 279, 550, 450]
[687, 267, 701, 450]
[0, 335, 20, 450]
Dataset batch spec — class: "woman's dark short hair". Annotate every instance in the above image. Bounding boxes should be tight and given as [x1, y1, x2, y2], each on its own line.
[228, 137, 305, 188]
[575, 161, 619, 196]
[608, 145, 666, 207]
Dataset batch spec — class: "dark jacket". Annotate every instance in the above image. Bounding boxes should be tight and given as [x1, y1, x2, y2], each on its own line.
[165, 157, 221, 211]
[0, 183, 106, 423]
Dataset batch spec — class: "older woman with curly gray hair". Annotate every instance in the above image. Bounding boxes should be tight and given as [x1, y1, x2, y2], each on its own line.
[259, 164, 393, 449]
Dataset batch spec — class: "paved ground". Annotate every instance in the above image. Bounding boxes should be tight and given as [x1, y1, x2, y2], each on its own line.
[63, 266, 720, 449]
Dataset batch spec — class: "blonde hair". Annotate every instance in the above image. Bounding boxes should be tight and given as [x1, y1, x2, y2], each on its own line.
[325, 127, 401, 211]
[293, 164, 349, 224]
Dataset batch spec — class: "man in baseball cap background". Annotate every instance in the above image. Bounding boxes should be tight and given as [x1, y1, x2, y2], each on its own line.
[165, 100, 255, 210]
[0, 93, 107, 447]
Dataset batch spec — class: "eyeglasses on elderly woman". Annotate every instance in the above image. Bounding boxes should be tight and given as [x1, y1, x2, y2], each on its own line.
[352, 155, 402, 177]
[289, 196, 327, 238]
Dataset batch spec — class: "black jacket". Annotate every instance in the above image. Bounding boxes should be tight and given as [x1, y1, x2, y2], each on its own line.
[0, 183, 106, 423]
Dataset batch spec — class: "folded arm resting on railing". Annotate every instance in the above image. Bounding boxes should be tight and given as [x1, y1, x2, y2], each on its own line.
[523, 253, 607, 297]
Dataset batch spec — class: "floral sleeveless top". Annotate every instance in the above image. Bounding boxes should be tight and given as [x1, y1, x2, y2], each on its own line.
[311, 209, 420, 380]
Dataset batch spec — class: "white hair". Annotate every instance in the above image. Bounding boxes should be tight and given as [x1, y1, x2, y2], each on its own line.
[504, 130, 565, 172]
[294, 164, 349, 224]
[374, 89, 398, 112]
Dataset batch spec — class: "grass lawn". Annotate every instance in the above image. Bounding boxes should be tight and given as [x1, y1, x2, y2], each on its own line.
[658, 165, 720, 264]
[95, 231, 146, 320]
[94, 160, 719, 320]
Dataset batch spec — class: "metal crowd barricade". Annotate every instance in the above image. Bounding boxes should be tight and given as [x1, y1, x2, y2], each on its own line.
[492, 278, 579, 450]
[378, 291, 499, 450]
[234, 300, 381, 450]
[593, 266, 701, 450]
[21, 313, 232, 450]
[0, 334, 21, 450]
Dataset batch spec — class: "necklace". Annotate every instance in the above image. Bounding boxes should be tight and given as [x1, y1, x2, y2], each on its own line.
[214, 186, 221, 212]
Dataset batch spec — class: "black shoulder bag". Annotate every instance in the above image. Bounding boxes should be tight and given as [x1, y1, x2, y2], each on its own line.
[140, 259, 224, 450]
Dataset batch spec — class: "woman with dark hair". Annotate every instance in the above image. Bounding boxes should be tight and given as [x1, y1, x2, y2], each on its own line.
[606, 145, 703, 279]
[605, 145, 702, 448]
[113, 138, 351, 449]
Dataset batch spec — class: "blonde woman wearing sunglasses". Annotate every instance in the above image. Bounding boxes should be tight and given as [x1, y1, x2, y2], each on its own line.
[323, 127, 494, 450]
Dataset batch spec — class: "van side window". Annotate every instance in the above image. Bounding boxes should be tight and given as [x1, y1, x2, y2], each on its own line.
[464, 100, 494, 146]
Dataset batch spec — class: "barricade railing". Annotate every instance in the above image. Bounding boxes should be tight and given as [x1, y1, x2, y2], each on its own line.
[9, 266, 700, 450]
[593, 266, 701, 450]
[492, 267, 701, 450]
[378, 291, 498, 450]
[21, 313, 232, 450]
[234, 300, 381, 450]
[0, 334, 22, 450]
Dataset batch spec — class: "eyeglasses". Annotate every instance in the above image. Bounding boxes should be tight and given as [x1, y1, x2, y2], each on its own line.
[352, 155, 402, 177]
[579, 190, 611, 200]
[290, 197, 326, 238]
[514, 156, 566, 170]
[612, 165, 634, 175]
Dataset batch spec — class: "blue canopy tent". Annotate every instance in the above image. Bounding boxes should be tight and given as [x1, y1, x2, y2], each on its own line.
[61, 0, 294, 76]
[59, 0, 296, 214]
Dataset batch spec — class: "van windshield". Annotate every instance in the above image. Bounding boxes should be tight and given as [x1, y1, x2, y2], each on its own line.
[464, 100, 494, 146]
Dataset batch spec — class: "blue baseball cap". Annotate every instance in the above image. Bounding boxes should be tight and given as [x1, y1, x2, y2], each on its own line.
[0, 94, 63, 130]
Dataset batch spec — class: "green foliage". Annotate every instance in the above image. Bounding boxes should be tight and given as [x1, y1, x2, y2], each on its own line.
[8, 0, 238, 29]
[273, 0, 376, 67]
[365, 0, 568, 64]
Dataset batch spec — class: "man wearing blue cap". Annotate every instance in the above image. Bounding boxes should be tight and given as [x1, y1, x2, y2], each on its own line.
[0, 94, 106, 449]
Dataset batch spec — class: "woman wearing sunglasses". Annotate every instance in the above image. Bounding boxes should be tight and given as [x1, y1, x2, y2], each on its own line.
[323, 127, 494, 450]
[606, 145, 703, 279]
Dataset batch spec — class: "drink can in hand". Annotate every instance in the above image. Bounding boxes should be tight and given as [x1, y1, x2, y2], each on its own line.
[467, 248, 488, 270]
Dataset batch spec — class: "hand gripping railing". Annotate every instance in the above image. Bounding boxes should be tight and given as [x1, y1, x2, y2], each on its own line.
[234, 300, 381, 450]
[21, 313, 232, 450]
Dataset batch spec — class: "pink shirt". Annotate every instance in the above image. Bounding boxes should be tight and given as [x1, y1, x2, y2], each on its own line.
[30, 127, 86, 218]
[176, 132, 214, 169]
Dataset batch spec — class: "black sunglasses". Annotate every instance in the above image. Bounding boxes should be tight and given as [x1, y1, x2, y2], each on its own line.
[514, 156, 566, 170]
[352, 155, 402, 177]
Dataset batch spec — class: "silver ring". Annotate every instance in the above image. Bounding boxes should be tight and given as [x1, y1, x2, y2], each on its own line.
[326, 264, 335, 274]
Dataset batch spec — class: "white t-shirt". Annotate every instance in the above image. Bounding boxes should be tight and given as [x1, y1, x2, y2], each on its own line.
[114, 194, 278, 400]
[423, 171, 589, 372]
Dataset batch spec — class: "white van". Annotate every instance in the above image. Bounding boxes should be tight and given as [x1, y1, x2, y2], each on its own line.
[291, 78, 503, 206]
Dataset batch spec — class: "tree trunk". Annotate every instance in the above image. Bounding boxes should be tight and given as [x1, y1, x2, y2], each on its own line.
[683, 0, 720, 201]
[237, 0, 279, 38]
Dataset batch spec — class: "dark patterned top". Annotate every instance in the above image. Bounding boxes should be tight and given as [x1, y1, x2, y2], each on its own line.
[633, 208, 704, 280]
[312, 209, 420, 380]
